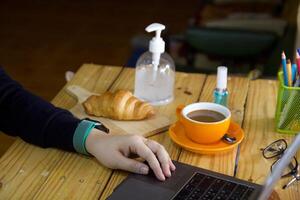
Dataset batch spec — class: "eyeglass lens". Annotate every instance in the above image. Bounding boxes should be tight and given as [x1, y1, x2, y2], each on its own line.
[263, 139, 287, 158]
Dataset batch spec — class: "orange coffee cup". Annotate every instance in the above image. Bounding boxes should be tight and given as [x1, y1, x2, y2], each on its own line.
[176, 102, 231, 144]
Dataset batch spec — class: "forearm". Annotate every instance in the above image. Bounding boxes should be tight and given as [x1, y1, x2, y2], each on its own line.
[0, 67, 80, 151]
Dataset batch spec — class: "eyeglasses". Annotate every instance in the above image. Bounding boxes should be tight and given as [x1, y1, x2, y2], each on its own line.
[261, 139, 300, 189]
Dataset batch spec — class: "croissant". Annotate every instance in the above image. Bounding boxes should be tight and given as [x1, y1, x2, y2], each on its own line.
[82, 90, 155, 120]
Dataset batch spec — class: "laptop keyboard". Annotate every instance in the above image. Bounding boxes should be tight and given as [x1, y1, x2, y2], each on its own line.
[172, 173, 255, 200]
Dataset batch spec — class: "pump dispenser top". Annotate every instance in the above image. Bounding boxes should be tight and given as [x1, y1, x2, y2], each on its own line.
[145, 23, 165, 69]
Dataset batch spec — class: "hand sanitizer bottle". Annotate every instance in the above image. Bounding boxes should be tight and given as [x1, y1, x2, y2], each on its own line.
[214, 66, 229, 107]
[134, 23, 175, 105]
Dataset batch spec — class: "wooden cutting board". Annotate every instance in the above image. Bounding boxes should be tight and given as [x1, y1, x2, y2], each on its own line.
[65, 85, 171, 137]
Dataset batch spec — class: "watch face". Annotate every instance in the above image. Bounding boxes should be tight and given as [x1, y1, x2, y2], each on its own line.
[84, 118, 109, 133]
[95, 123, 109, 133]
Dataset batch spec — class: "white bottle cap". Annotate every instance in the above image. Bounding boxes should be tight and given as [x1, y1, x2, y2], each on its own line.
[216, 66, 228, 90]
[145, 23, 165, 67]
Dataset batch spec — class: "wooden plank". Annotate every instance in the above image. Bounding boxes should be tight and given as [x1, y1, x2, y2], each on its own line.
[0, 64, 123, 199]
[236, 79, 300, 199]
[178, 75, 250, 176]
[100, 68, 207, 199]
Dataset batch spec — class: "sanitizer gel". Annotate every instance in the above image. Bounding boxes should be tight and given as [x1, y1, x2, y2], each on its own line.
[134, 23, 175, 105]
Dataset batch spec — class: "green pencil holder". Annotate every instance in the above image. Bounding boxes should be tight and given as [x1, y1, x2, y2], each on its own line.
[275, 71, 300, 134]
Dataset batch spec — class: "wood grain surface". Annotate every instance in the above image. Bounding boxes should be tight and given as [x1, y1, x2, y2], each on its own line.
[0, 64, 299, 200]
[237, 79, 300, 199]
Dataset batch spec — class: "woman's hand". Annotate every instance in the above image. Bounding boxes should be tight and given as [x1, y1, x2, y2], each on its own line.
[85, 129, 176, 181]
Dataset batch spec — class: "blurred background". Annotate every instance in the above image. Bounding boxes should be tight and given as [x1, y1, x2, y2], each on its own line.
[0, 0, 299, 155]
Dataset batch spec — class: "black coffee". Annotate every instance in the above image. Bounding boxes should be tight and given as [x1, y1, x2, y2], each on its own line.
[187, 110, 226, 123]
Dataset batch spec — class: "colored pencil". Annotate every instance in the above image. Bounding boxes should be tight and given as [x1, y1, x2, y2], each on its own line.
[287, 59, 292, 87]
[296, 51, 300, 76]
[282, 52, 288, 86]
[291, 64, 297, 83]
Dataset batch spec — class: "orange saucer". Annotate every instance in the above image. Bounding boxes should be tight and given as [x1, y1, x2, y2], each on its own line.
[168, 121, 244, 154]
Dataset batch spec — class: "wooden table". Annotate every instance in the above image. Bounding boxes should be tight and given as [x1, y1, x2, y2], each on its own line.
[0, 64, 299, 199]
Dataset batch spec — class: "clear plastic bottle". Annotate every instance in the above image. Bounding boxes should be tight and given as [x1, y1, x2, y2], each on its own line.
[135, 52, 175, 105]
[134, 23, 175, 105]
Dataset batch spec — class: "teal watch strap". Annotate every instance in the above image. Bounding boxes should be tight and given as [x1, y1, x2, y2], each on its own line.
[73, 120, 96, 155]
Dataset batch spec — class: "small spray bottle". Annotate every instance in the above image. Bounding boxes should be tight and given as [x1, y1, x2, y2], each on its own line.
[214, 66, 229, 107]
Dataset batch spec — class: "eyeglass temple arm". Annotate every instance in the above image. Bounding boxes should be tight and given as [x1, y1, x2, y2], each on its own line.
[282, 174, 300, 189]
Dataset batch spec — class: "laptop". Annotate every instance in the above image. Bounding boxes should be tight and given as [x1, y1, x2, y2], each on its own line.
[108, 133, 300, 200]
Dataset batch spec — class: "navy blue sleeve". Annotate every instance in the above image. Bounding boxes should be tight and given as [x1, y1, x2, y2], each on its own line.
[0, 67, 80, 152]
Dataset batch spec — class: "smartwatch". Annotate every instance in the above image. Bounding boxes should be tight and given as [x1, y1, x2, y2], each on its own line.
[83, 118, 109, 134]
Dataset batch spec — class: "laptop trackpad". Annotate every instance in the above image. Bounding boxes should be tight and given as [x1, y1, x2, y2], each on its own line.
[107, 178, 174, 200]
